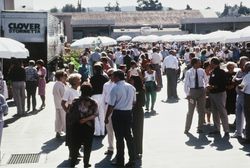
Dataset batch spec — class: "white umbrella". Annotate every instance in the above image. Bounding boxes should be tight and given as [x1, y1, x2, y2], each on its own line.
[116, 35, 132, 42]
[144, 35, 160, 43]
[199, 30, 232, 43]
[71, 37, 96, 48]
[225, 31, 241, 43]
[0, 37, 29, 59]
[160, 35, 174, 42]
[131, 36, 146, 43]
[71, 36, 117, 49]
[239, 26, 250, 42]
[97, 36, 117, 46]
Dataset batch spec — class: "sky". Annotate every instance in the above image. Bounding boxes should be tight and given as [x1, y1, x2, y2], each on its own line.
[15, 0, 250, 12]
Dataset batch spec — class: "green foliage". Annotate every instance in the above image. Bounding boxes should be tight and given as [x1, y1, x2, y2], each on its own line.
[186, 4, 192, 10]
[136, 0, 163, 11]
[220, 2, 250, 17]
[50, 7, 59, 13]
[105, 1, 121, 12]
[63, 50, 82, 69]
[62, 3, 86, 13]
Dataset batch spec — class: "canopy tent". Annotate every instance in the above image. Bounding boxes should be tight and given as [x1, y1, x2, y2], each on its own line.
[71, 36, 117, 49]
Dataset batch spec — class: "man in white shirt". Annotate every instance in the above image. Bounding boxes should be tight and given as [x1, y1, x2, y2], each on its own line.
[105, 70, 136, 167]
[102, 69, 116, 155]
[184, 58, 207, 134]
[240, 62, 250, 144]
[151, 48, 163, 88]
[162, 50, 179, 102]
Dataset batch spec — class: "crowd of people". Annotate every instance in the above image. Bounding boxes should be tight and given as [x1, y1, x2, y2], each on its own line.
[1, 40, 250, 167]
[50, 41, 250, 167]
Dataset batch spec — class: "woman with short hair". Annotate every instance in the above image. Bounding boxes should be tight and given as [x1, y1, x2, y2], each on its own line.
[69, 82, 98, 167]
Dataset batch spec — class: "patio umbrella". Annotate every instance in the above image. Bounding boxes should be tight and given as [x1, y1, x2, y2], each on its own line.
[199, 30, 233, 43]
[116, 35, 132, 42]
[0, 37, 29, 59]
[131, 36, 146, 43]
[144, 35, 160, 43]
[71, 36, 117, 49]
[0, 37, 29, 71]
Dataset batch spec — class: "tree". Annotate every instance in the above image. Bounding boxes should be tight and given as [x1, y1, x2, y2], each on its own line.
[61, 3, 86, 13]
[136, 0, 163, 11]
[220, 4, 229, 17]
[62, 4, 77, 12]
[105, 1, 121, 12]
[220, 2, 250, 17]
[50, 7, 59, 13]
[186, 4, 192, 10]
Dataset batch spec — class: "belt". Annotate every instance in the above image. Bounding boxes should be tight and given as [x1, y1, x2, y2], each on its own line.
[190, 87, 204, 89]
[166, 68, 176, 70]
[114, 109, 132, 112]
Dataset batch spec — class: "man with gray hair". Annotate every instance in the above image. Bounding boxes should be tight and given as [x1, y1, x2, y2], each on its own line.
[105, 70, 136, 167]
[162, 50, 179, 102]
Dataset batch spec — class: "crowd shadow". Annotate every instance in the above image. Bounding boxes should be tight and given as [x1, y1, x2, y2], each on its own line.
[209, 134, 233, 151]
[7, 100, 15, 107]
[238, 139, 250, 157]
[4, 116, 21, 128]
[57, 160, 71, 168]
[40, 137, 65, 154]
[185, 124, 234, 151]
[92, 136, 105, 151]
[94, 154, 113, 167]
[185, 133, 212, 149]
[3, 108, 43, 128]
[144, 110, 158, 119]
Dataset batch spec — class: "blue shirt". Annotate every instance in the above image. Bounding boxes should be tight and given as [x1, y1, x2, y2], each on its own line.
[108, 80, 136, 111]
[89, 52, 101, 65]
[78, 64, 90, 81]
[25, 66, 38, 82]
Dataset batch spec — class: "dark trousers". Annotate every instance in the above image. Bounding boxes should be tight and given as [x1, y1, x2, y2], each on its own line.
[112, 110, 135, 164]
[71, 124, 94, 166]
[26, 81, 37, 110]
[132, 106, 144, 155]
[244, 93, 250, 140]
[166, 68, 178, 99]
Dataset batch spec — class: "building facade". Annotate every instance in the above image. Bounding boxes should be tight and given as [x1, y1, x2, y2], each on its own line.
[181, 17, 250, 34]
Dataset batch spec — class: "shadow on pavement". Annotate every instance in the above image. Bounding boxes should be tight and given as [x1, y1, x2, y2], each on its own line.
[94, 154, 113, 168]
[92, 136, 104, 151]
[185, 133, 212, 149]
[57, 159, 71, 168]
[210, 134, 233, 151]
[7, 100, 15, 107]
[40, 137, 65, 154]
[4, 116, 21, 128]
[3, 109, 43, 128]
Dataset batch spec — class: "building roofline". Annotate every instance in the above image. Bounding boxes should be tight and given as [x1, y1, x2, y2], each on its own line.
[181, 16, 250, 24]
[1, 10, 48, 13]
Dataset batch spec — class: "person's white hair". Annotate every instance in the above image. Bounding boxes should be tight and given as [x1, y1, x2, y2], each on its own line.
[68, 73, 82, 86]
